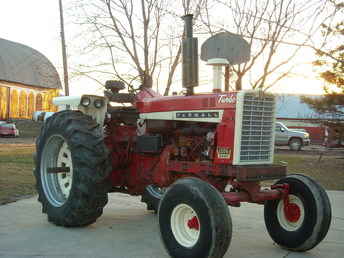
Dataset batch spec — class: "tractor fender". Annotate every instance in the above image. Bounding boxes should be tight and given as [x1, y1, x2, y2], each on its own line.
[52, 95, 108, 126]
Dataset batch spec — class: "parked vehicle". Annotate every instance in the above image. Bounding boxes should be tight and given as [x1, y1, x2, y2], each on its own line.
[275, 122, 310, 151]
[291, 128, 308, 133]
[0, 122, 19, 137]
[33, 15, 331, 258]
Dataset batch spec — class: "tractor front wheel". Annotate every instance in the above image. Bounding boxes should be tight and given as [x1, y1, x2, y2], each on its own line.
[158, 177, 232, 258]
[34, 110, 111, 227]
[264, 174, 331, 251]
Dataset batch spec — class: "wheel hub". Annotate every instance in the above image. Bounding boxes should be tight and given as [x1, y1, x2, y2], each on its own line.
[187, 216, 200, 230]
[277, 194, 305, 231]
[284, 202, 301, 222]
[171, 204, 200, 247]
[41, 135, 73, 207]
[57, 142, 73, 199]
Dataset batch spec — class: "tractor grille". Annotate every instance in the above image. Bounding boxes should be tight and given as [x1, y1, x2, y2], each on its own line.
[234, 92, 275, 164]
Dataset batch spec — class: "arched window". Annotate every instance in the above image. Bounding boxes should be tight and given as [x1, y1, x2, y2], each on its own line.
[28, 92, 35, 119]
[19, 90, 28, 118]
[10, 89, 19, 118]
[0, 87, 8, 120]
[36, 93, 43, 111]
[42, 93, 49, 111]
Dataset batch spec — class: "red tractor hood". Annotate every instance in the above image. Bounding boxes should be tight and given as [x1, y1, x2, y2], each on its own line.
[137, 93, 237, 113]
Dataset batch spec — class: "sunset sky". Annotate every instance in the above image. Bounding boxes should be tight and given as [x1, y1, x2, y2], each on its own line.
[0, 0, 327, 96]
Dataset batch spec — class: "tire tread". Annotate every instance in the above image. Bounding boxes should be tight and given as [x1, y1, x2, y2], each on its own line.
[34, 110, 112, 227]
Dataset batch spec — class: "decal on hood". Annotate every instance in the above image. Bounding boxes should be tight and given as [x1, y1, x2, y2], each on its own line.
[218, 94, 236, 104]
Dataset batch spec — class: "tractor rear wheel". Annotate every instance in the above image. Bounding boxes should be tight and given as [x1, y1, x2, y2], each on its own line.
[158, 177, 232, 258]
[264, 174, 331, 251]
[34, 110, 111, 227]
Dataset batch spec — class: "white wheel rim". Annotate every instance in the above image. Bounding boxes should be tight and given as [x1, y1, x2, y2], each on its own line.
[41, 135, 74, 207]
[277, 194, 305, 231]
[56, 142, 73, 199]
[170, 204, 200, 248]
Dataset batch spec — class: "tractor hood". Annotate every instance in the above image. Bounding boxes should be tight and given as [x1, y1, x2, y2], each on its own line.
[137, 93, 237, 114]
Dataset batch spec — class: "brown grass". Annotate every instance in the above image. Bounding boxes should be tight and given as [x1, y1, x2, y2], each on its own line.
[14, 120, 42, 138]
[0, 144, 36, 204]
[275, 154, 344, 191]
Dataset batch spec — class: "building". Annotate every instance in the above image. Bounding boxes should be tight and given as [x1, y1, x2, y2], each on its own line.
[0, 38, 61, 120]
[276, 94, 329, 144]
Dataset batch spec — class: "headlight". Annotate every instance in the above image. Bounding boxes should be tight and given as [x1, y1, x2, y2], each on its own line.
[81, 97, 91, 107]
[305, 133, 309, 138]
[94, 99, 104, 108]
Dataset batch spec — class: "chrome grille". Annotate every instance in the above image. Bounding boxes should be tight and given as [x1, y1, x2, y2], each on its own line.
[239, 93, 275, 163]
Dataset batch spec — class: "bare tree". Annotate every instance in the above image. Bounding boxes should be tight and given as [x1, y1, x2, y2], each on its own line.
[69, 0, 207, 95]
[200, 0, 338, 91]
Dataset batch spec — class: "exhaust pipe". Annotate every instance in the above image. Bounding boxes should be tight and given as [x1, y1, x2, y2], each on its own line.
[182, 14, 199, 95]
[183, 14, 194, 38]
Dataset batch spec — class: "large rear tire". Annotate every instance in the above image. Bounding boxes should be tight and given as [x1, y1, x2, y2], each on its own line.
[264, 174, 331, 251]
[158, 177, 232, 258]
[34, 110, 112, 227]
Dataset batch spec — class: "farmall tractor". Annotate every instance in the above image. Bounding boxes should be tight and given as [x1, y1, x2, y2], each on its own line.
[34, 15, 331, 258]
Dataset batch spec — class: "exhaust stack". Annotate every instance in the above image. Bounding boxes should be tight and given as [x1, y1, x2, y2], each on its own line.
[182, 14, 199, 96]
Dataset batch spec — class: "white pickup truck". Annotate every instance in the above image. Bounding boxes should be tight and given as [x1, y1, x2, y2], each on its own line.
[275, 122, 311, 151]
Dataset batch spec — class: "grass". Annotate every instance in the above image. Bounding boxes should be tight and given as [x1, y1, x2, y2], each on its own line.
[275, 153, 344, 191]
[14, 120, 42, 138]
[0, 144, 343, 205]
[0, 145, 36, 204]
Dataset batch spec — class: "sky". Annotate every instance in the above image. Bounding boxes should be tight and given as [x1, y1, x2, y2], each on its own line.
[1, 1, 62, 73]
[0, 0, 326, 96]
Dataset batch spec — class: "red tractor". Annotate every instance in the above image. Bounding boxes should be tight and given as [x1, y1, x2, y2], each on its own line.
[34, 15, 331, 258]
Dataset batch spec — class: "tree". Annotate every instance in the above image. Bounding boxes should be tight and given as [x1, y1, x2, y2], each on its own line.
[69, 0, 338, 95]
[69, 0, 207, 95]
[302, 1, 344, 145]
[200, 0, 336, 91]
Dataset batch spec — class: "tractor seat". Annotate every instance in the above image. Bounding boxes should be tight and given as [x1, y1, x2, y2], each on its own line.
[105, 80, 125, 93]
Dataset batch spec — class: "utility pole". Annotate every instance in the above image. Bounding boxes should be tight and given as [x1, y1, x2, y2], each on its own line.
[58, 0, 69, 97]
